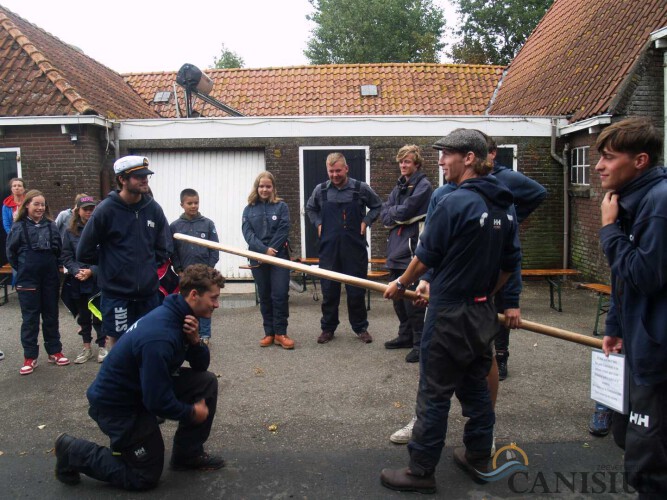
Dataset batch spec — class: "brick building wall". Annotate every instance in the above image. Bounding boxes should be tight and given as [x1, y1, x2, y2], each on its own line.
[0, 124, 113, 215]
[263, 135, 563, 268]
[567, 47, 665, 283]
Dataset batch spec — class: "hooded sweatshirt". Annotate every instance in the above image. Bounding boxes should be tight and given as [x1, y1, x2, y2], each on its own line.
[77, 191, 170, 300]
[170, 213, 219, 272]
[416, 175, 521, 307]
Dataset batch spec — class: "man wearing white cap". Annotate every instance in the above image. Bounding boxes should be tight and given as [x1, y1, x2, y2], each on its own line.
[77, 156, 171, 350]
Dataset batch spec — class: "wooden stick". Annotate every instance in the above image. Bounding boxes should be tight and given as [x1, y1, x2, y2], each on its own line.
[173, 233, 419, 300]
[174, 233, 604, 349]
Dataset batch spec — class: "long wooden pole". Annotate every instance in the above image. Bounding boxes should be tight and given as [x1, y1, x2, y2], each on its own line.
[174, 233, 603, 349]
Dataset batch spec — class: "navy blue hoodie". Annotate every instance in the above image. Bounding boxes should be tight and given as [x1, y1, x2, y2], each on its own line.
[491, 164, 546, 224]
[86, 293, 209, 421]
[416, 175, 521, 307]
[601, 167, 667, 385]
[77, 191, 170, 300]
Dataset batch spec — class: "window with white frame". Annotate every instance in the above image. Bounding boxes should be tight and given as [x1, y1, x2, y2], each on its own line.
[570, 146, 590, 185]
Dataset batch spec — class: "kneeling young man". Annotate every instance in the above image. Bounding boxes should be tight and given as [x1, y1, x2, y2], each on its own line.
[55, 264, 225, 491]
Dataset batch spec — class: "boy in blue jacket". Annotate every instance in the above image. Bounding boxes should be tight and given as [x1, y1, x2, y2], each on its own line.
[170, 189, 219, 344]
[54, 264, 226, 491]
[595, 117, 667, 496]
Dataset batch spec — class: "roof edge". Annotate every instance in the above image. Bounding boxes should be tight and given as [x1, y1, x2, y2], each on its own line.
[558, 114, 613, 136]
[0, 11, 98, 116]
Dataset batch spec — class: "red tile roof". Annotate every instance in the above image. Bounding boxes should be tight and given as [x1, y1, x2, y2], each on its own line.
[124, 63, 504, 117]
[489, 0, 667, 122]
[0, 5, 158, 119]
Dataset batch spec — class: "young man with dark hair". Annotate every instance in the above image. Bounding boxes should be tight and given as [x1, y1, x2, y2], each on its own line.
[380, 129, 521, 493]
[77, 156, 171, 350]
[381, 145, 432, 363]
[594, 117, 667, 496]
[54, 264, 226, 491]
[170, 188, 219, 344]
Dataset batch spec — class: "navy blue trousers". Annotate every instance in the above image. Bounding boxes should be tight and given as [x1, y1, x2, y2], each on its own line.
[18, 281, 62, 359]
[409, 300, 497, 476]
[65, 369, 218, 491]
[252, 263, 290, 336]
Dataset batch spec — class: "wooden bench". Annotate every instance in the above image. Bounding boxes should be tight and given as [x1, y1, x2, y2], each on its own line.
[0, 264, 12, 306]
[521, 269, 580, 312]
[578, 283, 611, 336]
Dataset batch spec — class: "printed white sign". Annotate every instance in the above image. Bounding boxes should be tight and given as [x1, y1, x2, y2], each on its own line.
[590, 350, 628, 414]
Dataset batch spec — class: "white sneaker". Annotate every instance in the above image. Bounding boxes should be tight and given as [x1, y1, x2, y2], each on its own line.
[490, 434, 496, 458]
[390, 416, 417, 444]
[97, 347, 108, 363]
[74, 348, 93, 364]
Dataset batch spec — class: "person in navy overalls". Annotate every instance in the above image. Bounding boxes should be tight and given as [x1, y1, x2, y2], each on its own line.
[306, 153, 382, 344]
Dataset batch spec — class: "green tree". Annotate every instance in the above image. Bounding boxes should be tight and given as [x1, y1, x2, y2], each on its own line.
[212, 44, 244, 69]
[449, 0, 554, 66]
[305, 0, 445, 64]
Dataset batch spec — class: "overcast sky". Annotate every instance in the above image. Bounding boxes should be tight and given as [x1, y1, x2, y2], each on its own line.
[2, 0, 457, 74]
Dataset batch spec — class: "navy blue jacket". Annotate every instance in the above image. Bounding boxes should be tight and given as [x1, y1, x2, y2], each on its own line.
[77, 191, 170, 300]
[242, 200, 290, 264]
[170, 213, 219, 272]
[491, 164, 546, 224]
[601, 167, 667, 385]
[416, 176, 521, 307]
[62, 225, 99, 297]
[6, 218, 61, 286]
[381, 171, 432, 269]
[86, 294, 210, 421]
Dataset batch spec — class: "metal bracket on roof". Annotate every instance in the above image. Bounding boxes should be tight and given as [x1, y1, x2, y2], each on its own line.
[176, 63, 244, 118]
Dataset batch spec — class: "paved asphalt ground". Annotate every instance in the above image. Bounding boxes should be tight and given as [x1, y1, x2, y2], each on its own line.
[0, 279, 636, 499]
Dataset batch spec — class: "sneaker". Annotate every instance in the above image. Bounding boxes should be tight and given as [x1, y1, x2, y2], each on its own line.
[170, 452, 226, 471]
[54, 433, 80, 485]
[356, 331, 373, 344]
[405, 348, 419, 363]
[201, 337, 210, 346]
[317, 331, 334, 344]
[73, 348, 92, 364]
[260, 335, 274, 347]
[48, 353, 71, 366]
[588, 406, 612, 436]
[490, 434, 496, 458]
[274, 334, 295, 349]
[496, 352, 509, 381]
[390, 416, 417, 444]
[20, 358, 37, 375]
[97, 347, 108, 363]
[0, 350, 4, 361]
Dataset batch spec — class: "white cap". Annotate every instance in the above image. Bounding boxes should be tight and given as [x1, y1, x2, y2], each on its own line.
[113, 156, 153, 176]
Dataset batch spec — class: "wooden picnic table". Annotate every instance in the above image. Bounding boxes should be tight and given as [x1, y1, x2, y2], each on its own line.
[521, 269, 580, 312]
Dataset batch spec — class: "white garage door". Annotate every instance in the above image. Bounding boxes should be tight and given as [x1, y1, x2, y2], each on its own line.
[135, 150, 265, 279]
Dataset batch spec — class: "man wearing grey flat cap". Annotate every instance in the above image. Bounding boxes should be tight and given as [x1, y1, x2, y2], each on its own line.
[380, 128, 521, 493]
[78, 156, 171, 350]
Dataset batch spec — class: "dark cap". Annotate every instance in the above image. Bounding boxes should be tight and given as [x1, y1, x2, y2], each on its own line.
[76, 196, 98, 208]
[432, 128, 488, 159]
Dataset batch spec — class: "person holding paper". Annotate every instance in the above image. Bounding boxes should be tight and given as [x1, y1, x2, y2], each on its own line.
[595, 117, 667, 496]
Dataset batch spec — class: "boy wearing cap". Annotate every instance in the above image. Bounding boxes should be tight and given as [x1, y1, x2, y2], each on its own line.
[170, 188, 219, 344]
[380, 129, 521, 493]
[77, 156, 171, 350]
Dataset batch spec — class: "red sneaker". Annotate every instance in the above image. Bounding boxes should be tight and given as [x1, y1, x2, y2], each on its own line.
[20, 358, 37, 375]
[48, 353, 70, 366]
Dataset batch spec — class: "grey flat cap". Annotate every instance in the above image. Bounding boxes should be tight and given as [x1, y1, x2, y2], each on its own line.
[432, 128, 488, 159]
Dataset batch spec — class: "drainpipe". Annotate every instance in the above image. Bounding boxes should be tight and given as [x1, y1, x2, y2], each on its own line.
[551, 119, 569, 268]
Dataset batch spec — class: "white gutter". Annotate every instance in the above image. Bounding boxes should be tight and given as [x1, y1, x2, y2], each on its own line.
[0, 115, 113, 128]
[557, 115, 612, 137]
[650, 27, 667, 161]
